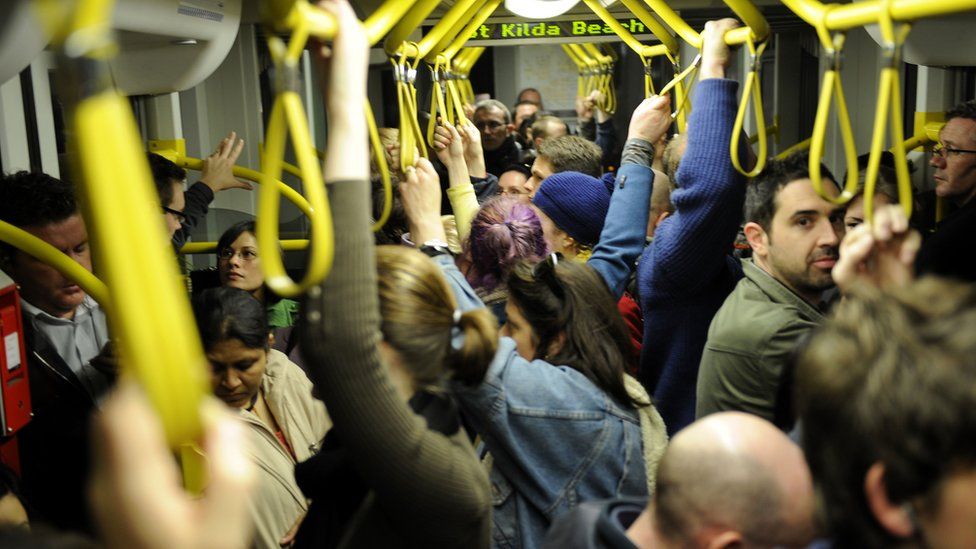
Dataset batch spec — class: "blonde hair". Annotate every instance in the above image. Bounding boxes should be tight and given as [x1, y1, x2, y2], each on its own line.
[376, 246, 498, 387]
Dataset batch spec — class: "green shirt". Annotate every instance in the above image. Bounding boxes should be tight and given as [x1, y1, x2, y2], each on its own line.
[267, 298, 300, 329]
[696, 259, 825, 428]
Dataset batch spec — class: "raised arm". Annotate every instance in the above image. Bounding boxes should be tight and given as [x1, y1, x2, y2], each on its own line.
[299, 1, 489, 540]
[642, 19, 750, 297]
[588, 95, 672, 298]
[434, 124, 478, 242]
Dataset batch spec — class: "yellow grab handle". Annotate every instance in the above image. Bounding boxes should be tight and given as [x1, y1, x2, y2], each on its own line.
[180, 240, 309, 255]
[367, 101, 393, 231]
[257, 91, 333, 298]
[777, 137, 812, 160]
[639, 0, 702, 47]
[263, 0, 337, 40]
[617, 0, 679, 54]
[74, 91, 208, 451]
[423, 0, 489, 63]
[808, 69, 859, 205]
[363, 0, 422, 46]
[863, 7, 913, 223]
[783, 0, 976, 34]
[579, 0, 670, 61]
[441, 0, 503, 60]
[723, 0, 770, 43]
[0, 220, 110, 306]
[383, 0, 441, 55]
[409, 0, 481, 60]
[730, 39, 768, 177]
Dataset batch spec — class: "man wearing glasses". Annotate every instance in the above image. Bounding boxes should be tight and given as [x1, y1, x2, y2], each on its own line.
[473, 99, 522, 178]
[147, 131, 253, 250]
[916, 100, 976, 281]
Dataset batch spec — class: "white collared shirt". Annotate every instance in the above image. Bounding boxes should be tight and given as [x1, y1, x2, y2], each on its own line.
[21, 295, 111, 402]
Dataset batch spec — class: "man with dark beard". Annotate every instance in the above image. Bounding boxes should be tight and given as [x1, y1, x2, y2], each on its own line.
[696, 153, 845, 429]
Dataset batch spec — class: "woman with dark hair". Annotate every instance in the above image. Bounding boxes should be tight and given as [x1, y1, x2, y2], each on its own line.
[401, 95, 674, 548]
[216, 221, 299, 330]
[192, 287, 328, 549]
[292, 3, 495, 547]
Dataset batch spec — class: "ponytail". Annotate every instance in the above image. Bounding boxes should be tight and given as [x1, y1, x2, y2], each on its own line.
[448, 309, 498, 385]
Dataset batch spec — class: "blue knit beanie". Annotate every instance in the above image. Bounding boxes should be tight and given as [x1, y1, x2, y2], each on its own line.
[531, 171, 614, 247]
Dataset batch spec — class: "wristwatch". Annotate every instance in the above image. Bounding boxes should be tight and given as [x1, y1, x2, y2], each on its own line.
[419, 239, 453, 257]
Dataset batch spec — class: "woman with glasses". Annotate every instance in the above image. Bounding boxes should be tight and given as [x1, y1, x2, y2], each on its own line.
[217, 221, 299, 330]
[193, 286, 329, 549]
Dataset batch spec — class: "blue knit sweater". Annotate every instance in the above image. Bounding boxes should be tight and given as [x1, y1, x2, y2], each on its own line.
[637, 79, 747, 435]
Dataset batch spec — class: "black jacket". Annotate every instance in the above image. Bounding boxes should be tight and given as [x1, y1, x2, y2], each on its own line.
[915, 198, 976, 282]
[17, 316, 112, 534]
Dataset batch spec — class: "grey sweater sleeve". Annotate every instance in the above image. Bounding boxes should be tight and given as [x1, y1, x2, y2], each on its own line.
[299, 180, 490, 545]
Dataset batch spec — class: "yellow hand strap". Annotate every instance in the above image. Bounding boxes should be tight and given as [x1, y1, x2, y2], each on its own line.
[730, 37, 769, 177]
[863, 1, 913, 223]
[659, 53, 701, 131]
[258, 28, 333, 298]
[393, 47, 428, 169]
[808, 28, 859, 206]
[37, 0, 207, 492]
[427, 57, 451, 149]
[367, 101, 393, 231]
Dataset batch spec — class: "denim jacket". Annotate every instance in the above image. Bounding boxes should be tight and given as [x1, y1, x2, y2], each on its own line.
[439, 256, 648, 549]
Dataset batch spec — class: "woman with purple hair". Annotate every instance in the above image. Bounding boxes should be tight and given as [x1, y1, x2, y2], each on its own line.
[461, 196, 549, 324]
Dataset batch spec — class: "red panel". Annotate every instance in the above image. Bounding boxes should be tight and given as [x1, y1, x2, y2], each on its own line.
[0, 285, 31, 436]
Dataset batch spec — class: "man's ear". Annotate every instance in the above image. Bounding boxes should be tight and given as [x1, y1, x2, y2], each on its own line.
[743, 221, 768, 258]
[865, 462, 914, 539]
[654, 211, 670, 228]
[705, 531, 744, 549]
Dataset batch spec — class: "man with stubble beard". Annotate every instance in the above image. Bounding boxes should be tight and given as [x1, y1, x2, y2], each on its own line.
[696, 153, 845, 430]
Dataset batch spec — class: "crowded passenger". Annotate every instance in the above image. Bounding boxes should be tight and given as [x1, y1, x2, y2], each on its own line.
[843, 151, 900, 230]
[527, 135, 603, 195]
[513, 100, 541, 149]
[0, 171, 111, 533]
[516, 87, 544, 109]
[460, 196, 549, 324]
[147, 132, 252, 249]
[295, 6, 494, 547]
[193, 287, 328, 549]
[497, 162, 534, 200]
[473, 99, 522, 177]
[696, 151, 845, 429]
[400, 88, 672, 548]
[634, 18, 752, 434]
[796, 203, 974, 548]
[529, 115, 570, 149]
[915, 99, 976, 281]
[576, 90, 618, 170]
[8, 2, 976, 548]
[543, 412, 817, 549]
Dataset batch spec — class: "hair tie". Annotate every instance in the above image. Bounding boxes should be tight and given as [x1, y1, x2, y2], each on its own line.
[550, 252, 559, 266]
[453, 309, 462, 325]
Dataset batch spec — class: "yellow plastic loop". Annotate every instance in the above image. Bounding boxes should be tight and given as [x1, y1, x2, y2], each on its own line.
[74, 91, 208, 457]
[367, 101, 393, 232]
[863, 3, 913, 223]
[427, 57, 451, 150]
[659, 53, 701, 124]
[257, 91, 333, 298]
[807, 32, 859, 206]
[0, 220, 110, 306]
[180, 239, 310, 255]
[730, 38, 768, 177]
[259, 26, 333, 297]
[393, 48, 428, 169]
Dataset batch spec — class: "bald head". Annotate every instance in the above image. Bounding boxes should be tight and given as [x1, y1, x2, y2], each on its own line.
[652, 413, 816, 548]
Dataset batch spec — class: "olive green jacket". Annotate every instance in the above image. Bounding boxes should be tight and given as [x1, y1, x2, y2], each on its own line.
[695, 259, 824, 428]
